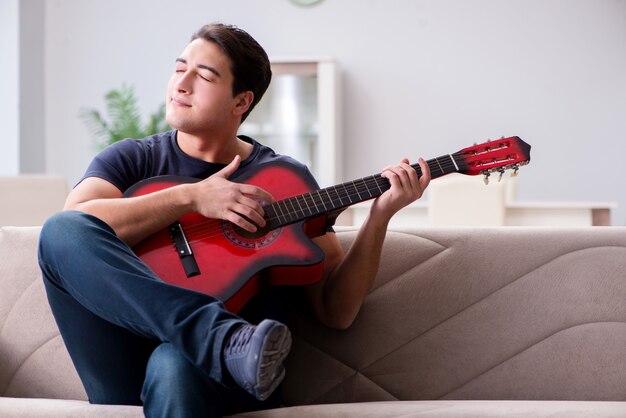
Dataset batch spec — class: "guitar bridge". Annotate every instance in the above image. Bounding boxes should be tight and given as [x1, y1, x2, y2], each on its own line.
[169, 222, 200, 278]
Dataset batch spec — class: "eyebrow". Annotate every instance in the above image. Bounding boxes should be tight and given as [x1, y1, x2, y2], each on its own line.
[176, 58, 221, 78]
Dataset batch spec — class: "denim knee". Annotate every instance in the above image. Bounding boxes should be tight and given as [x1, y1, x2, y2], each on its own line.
[142, 343, 220, 418]
[145, 343, 201, 385]
[40, 211, 90, 254]
[39, 210, 114, 263]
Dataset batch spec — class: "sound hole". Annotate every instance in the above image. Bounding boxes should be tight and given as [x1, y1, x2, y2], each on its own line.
[220, 221, 281, 250]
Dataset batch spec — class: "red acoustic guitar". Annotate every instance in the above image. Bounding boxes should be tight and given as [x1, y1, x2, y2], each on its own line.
[125, 136, 531, 312]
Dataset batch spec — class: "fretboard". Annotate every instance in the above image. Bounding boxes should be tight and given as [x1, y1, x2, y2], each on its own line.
[264, 152, 466, 229]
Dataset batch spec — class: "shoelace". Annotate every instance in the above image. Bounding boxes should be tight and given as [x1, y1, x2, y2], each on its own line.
[225, 325, 255, 355]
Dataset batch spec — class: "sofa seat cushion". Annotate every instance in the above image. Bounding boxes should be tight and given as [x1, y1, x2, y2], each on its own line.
[0, 227, 87, 400]
[0, 397, 142, 417]
[2, 398, 625, 417]
[234, 400, 626, 417]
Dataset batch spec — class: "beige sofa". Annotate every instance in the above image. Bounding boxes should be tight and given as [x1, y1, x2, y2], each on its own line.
[1, 225, 626, 417]
[0, 176, 68, 227]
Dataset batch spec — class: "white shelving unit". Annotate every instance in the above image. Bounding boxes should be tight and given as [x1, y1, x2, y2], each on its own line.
[239, 58, 341, 187]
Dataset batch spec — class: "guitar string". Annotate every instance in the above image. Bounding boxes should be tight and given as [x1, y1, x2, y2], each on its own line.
[180, 158, 465, 241]
[177, 155, 520, 243]
[180, 141, 523, 234]
[181, 158, 461, 236]
[154, 143, 524, 245]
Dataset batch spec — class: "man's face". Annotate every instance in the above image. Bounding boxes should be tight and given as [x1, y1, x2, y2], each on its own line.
[166, 38, 245, 135]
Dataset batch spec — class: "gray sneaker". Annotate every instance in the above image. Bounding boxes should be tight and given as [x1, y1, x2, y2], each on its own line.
[223, 319, 292, 401]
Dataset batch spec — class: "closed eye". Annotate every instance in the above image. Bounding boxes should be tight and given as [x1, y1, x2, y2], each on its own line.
[175, 57, 187, 73]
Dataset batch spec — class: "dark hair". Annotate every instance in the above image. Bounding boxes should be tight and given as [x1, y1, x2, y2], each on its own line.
[192, 23, 271, 122]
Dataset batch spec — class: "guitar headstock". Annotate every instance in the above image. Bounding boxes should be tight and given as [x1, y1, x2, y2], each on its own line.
[457, 136, 531, 183]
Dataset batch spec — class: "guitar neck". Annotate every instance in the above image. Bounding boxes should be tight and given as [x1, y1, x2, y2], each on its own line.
[264, 152, 466, 229]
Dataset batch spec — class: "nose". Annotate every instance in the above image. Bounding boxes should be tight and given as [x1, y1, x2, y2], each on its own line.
[174, 70, 193, 94]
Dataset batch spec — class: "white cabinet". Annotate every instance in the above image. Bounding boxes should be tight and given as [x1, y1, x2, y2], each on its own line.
[239, 59, 341, 187]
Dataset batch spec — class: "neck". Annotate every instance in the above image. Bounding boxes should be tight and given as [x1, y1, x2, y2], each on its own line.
[176, 130, 252, 164]
[264, 153, 464, 230]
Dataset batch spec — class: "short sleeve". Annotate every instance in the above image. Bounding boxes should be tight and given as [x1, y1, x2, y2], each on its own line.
[78, 139, 146, 193]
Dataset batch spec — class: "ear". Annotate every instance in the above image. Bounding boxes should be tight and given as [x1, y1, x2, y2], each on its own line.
[233, 91, 254, 117]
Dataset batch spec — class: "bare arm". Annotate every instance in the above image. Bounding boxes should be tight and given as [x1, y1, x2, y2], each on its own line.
[65, 155, 274, 247]
[305, 158, 431, 329]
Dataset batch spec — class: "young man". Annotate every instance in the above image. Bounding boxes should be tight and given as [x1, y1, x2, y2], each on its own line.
[38, 23, 430, 417]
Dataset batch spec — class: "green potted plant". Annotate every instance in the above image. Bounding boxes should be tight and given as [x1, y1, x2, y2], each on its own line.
[80, 84, 170, 150]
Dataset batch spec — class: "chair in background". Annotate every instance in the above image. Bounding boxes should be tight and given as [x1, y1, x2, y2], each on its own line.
[427, 173, 515, 226]
[0, 176, 69, 226]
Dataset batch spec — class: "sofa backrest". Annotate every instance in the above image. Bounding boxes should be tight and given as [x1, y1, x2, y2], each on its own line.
[0, 176, 68, 227]
[283, 227, 626, 405]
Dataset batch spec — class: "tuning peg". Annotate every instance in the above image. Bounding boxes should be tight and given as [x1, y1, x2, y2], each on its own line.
[483, 171, 490, 185]
[497, 167, 505, 182]
[511, 164, 520, 177]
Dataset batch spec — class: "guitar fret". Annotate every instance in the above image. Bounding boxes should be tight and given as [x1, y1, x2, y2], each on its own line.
[294, 195, 305, 216]
[324, 189, 336, 209]
[303, 194, 314, 216]
[352, 180, 363, 200]
[372, 176, 384, 194]
[331, 186, 344, 206]
[305, 194, 315, 215]
[360, 178, 372, 198]
[359, 180, 369, 197]
[345, 182, 354, 202]
[295, 195, 305, 217]
[274, 201, 286, 224]
[287, 198, 298, 218]
[265, 205, 278, 227]
[306, 192, 317, 215]
[342, 183, 353, 204]
[449, 153, 460, 171]
[312, 192, 322, 214]
[434, 157, 445, 175]
[280, 200, 293, 223]
[316, 190, 328, 211]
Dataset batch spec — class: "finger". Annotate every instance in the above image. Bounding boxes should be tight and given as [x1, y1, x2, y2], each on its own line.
[225, 210, 258, 233]
[239, 184, 275, 204]
[381, 168, 402, 191]
[398, 161, 420, 190]
[417, 157, 431, 189]
[383, 165, 411, 191]
[237, 196, 267, 227]
[381, 158, 410, 171]
[216, 155, 241, 179]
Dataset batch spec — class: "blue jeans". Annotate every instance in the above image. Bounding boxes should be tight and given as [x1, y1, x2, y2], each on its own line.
[38, 211, 279, 417]
[142, 342, 282, 417]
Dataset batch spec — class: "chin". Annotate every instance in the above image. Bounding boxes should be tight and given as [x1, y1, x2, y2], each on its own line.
[165, 113, 183, 131]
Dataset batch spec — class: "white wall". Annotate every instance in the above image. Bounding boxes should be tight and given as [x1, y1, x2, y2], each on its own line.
[19, 0, 46, 173]
[40, 0, 626, 223]
[1, 0, 46, 175]
[0, 0, 20, 175]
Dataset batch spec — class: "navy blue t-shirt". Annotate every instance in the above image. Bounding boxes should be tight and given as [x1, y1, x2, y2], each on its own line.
[80, 130, 329, 323]
[81, 130, 319, 194]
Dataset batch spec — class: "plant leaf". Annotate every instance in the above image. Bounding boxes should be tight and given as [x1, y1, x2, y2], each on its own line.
[80, 84, 169, 150]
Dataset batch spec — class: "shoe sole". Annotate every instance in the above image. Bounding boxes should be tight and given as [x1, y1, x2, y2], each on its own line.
[255, 323, 292, 401]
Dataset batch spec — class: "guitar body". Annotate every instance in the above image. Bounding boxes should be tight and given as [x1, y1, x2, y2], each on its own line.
[125, 162, 327, 313]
